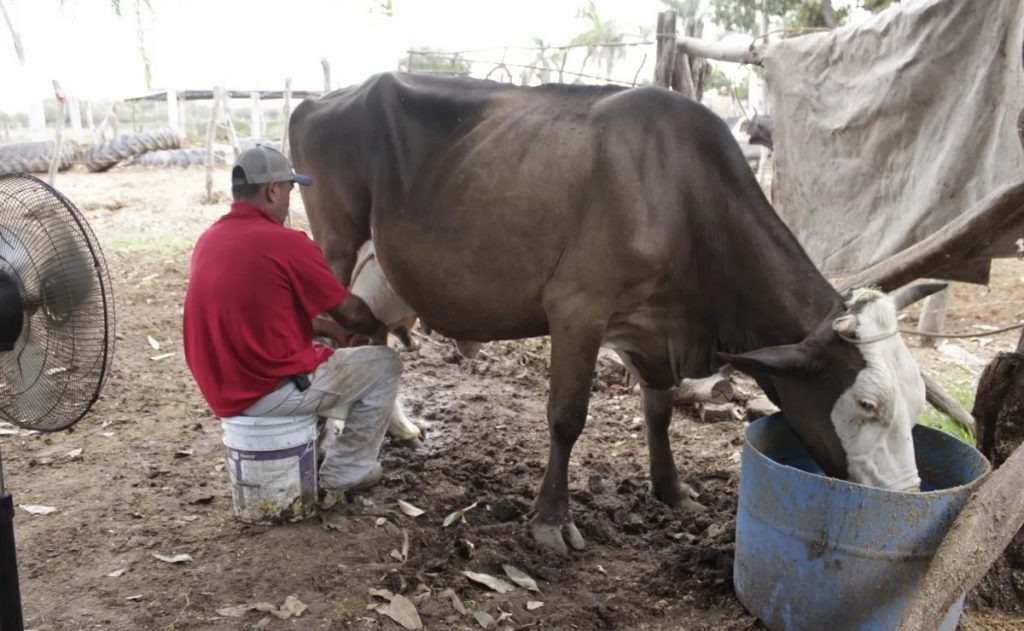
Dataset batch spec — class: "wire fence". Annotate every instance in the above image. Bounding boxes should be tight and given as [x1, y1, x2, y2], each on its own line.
[404, 39, 658, 88]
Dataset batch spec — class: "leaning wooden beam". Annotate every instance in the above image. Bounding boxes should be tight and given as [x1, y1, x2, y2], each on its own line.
[897, 438, 1024, 631]
[47, 80, 66, 186]
[204, 85, 222, 204]
[280, 77, 292, 157]
[675, 36, 765, 66]
[837, 177, 1024, 293]
[922, 372, 975, 435]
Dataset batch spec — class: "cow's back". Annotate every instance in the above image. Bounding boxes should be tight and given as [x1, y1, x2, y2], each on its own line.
[290, 74, 777, 355]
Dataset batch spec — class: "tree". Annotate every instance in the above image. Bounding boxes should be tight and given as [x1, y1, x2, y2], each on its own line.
[108, 0, 154, 89]
[570, 1, 626, 80]
[399, 48, 471, 76]
[706, 64, 748, 102]
[0, 0, 24, 64]
[712, 0, 899, 34]
[523, 38, 556, 85]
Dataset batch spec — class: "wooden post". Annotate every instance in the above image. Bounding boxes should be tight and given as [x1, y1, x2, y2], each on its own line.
[250, 91, 262, 139]
[108, 103, 120, 140]
[47, 81, 67, 186]
[28, 101, 45, 140]
[654, 10, 677, 88]
[166, 88, 180, 135]
[67, 96, 82, 144]
[204, 85, 223, 204]
[321, 58, 331, 93]
[220, 86, 241, 159]
[179, 92, 188, 139]
[280, 77, 292, 157]
[85, 100, 97, 144]
[916, 284, 951, 347]
[672, 51, 696, 99]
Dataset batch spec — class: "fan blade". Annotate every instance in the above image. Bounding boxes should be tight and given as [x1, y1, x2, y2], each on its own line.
[37, 242, 96, 325]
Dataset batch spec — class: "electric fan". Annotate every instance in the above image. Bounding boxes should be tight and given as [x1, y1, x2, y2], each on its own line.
[0, 173, 115, 631]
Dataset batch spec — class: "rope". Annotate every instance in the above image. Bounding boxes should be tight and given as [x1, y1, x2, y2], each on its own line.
[900, 322, 1024, 339]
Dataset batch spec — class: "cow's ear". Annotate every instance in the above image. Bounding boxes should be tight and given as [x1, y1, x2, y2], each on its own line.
[718, 344, 816, 377]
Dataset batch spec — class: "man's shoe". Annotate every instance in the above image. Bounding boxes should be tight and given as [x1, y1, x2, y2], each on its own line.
[335, 462, 383, 492]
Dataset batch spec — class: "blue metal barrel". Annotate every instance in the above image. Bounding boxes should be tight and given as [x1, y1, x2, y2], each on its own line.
[734, 413, 990, 630]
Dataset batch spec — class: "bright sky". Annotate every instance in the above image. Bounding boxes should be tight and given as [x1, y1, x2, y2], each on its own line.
[0, 0, 683, 113]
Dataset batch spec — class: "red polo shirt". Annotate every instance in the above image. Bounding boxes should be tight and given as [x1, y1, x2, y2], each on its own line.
[183, 202, 348, 417]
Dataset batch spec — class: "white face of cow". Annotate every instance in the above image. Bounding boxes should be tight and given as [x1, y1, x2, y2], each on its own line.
[829, 290, 925, 492]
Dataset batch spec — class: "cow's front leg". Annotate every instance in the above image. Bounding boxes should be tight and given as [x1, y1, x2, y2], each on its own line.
[643, 386, 703, 510]
[531, 319, 602, 555]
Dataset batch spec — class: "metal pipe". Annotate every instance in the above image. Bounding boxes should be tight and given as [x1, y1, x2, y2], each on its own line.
[0, 489, 25, 631]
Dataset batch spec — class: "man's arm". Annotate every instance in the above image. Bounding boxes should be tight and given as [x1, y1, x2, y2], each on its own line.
[326, 294, 388, 343]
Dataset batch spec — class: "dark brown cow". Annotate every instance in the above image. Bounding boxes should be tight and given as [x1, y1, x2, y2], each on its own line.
[290, 72, 941, 554]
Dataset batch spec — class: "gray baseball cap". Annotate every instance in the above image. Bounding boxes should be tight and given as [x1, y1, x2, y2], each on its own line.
[231, 144, 312, 186]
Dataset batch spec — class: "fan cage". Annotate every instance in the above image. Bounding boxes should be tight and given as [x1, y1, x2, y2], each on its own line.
[0, 173, 115, 431]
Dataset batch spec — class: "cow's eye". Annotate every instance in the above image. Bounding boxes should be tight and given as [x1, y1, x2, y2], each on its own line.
[857, 399, 878, 415]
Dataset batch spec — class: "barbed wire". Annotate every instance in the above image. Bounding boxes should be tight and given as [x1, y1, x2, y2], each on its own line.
[408, 53, 652, 87]
[407, 40, 655, 57]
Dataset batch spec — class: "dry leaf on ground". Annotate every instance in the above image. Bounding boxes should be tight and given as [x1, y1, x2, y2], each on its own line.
[463, 571, 515, 594]
[397, 500, 425, 517]
[152, 552, 192, 564]
[502, 565, 540, 592]
[384, 594, 423, 630]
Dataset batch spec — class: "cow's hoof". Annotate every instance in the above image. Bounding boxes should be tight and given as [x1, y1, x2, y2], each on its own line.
[653, 480, 700, 507]
[531, 520, 585, 555]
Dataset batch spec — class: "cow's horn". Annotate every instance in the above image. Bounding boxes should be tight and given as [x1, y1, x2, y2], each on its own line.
[891, 282, 948, 311]
[832, 315, 859, 339]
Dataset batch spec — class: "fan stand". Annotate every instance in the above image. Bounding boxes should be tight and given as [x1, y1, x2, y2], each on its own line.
[0, 443, 24, 631]
[0, 174, 115, 631]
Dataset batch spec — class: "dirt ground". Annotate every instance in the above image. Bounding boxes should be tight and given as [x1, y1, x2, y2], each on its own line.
[3, 167, 1024, 630]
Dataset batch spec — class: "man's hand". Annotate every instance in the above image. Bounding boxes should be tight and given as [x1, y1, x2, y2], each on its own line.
[312, 313, 353, 347]
[327, 295, 386, 340]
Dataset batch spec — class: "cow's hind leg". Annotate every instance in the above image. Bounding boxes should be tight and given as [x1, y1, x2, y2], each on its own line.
[531, 318, 603, 555]
[643, 386, 704, 510]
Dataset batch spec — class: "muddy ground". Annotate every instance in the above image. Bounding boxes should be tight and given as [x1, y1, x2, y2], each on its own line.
[3, 167, 1024, 630]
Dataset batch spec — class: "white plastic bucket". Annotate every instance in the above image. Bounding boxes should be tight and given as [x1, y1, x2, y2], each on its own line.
[220, 414, 318, 525]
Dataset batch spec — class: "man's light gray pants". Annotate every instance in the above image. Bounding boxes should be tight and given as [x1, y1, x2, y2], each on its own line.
[242, 346, 402, 489]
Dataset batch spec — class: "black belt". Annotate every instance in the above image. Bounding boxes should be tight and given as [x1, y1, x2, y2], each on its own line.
[274, 374, 311, 392]
[289, 374, 311, 392]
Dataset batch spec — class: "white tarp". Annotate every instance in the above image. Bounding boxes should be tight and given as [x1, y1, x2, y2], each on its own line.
[764, 0, 1024, 283]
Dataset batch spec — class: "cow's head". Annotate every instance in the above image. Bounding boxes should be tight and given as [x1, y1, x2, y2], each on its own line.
[720, 283, 945, 492]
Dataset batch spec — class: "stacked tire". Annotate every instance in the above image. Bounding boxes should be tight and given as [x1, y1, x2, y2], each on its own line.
[127, 148, 229, 168]
[84, 128, 182, 172]
[0, 141, 77, 174]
